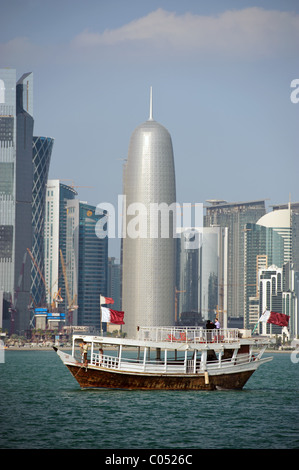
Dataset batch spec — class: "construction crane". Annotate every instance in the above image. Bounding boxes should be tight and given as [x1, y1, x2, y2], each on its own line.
[27, 248, 62, 311]
[60, 179, 94, 190]
[27, 248, 51, 301]
[59, 249, 78, 325]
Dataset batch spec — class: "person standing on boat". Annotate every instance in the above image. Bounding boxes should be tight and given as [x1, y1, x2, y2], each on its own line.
[214, 318, 220, 342]
[205, 320, 215, 329]
[99, 347, 104, 366]
[80, 341, 88, 366]
[205, 320, 215, 342]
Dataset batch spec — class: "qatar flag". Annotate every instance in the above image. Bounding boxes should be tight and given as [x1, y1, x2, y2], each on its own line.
[100, 295, 114, 305]
[101, 307, 125, 325]
[259, 310, 290, 327]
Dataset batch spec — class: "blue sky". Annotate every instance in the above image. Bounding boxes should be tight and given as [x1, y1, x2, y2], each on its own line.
[1, 0, 298, 256]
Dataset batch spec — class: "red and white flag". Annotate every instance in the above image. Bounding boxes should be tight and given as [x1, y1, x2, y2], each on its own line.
[259, 310, 290, 327]
[101, 307, 125, 325]
[100, 296, 114, 305]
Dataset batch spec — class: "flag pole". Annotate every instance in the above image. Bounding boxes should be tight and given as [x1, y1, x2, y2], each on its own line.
[100, 295, 103, 336]
[251, 321, 259, 335]
[252, 309, 266, 334]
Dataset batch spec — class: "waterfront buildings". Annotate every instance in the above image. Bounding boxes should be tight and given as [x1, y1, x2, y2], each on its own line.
[66, 200, 108, 329]
[256, 208, 292, 264]
[108, 257, 121, 311]
[204, 200, 266, 319]
[122, 90, 176, 338]
[243, 222, 284, 329]
[177, 226, 228, 328]
[271, 202, 299, 272]
[244, 205, 299, 336]
[0, 69, 34, 334]
[200, 226, 228, 328]
[44, 180, 77, 308]
[31, 137, 54, 307]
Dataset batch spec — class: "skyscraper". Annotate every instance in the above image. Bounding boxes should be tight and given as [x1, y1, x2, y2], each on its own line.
[66, 200, 108, 329]
[205, 199, 266, 319]
[256, 208, 292, 264]
[0, 69, 34, 334]
[243, 222, 284, 329]
[31, 136, 54, 307]
[177, 226, 228, 328]
[44, 180, 77, 307]
[122, 89, 176, 337]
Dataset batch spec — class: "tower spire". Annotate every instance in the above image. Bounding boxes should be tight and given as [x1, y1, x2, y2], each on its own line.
[149, 86, 153, 121]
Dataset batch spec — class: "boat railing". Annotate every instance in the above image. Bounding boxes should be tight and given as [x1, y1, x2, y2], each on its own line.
[89, 350, 254, 374]
[90, 353, 119, 369]
[138, 327, 239, 344]
[90, 352, 187, 374]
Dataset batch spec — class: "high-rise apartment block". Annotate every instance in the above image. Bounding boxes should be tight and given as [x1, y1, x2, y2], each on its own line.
[44, 180, 77, 307]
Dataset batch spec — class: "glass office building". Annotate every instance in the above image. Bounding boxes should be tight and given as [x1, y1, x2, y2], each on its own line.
[66, 200, 108, 330]
[31, 137, 54, 307]
[176, 226, 228, 327]
[0, 69, 34, 334]
[243, 222, 284, 329]
[205, 200, 266, 320]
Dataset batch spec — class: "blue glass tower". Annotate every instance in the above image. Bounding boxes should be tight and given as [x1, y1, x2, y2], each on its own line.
[66, 200, 108, 330]
[31, 136, 54, 307]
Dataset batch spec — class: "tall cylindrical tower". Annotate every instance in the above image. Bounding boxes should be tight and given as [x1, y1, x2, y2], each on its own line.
[122, 89, 176, 338]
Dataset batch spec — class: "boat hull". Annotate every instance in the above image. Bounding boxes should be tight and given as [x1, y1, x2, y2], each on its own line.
[65, 363, 256, 391]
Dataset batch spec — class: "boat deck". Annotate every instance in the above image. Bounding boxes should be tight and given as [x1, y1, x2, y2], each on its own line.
[138, 326, 240, 344]
[87, 350, 261, 375]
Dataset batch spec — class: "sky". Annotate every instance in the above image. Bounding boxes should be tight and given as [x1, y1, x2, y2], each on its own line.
[1, 0, 298, 257]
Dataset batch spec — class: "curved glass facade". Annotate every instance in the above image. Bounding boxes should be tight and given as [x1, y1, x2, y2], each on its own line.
[31, 136, 54, 307]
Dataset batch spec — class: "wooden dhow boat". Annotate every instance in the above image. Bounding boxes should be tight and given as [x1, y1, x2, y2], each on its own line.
[53, 326, 273, 390]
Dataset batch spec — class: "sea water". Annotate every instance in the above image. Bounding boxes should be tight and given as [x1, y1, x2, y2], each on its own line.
[0, 350, 298, 449]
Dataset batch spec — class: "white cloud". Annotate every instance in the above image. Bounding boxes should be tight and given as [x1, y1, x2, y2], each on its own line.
[71, 7, 299, 59]
[1, 7, 298, 66]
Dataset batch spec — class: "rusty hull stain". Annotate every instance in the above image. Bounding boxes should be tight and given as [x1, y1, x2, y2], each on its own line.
[66, 365, 254, 391]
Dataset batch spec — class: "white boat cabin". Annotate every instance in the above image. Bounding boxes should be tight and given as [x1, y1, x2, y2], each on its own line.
[71, 326, 269, 375]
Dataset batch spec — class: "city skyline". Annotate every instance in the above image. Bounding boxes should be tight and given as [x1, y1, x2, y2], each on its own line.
[1, 1, 298, 259]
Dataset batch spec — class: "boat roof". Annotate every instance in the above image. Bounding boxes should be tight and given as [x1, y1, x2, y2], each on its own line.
[72, 327, 271, 352]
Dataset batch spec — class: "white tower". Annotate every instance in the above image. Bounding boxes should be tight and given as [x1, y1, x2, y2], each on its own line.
[122, 89, 176, 337]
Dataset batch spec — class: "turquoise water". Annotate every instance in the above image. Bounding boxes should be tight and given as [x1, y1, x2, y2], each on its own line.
[0, 350, 298, 449]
